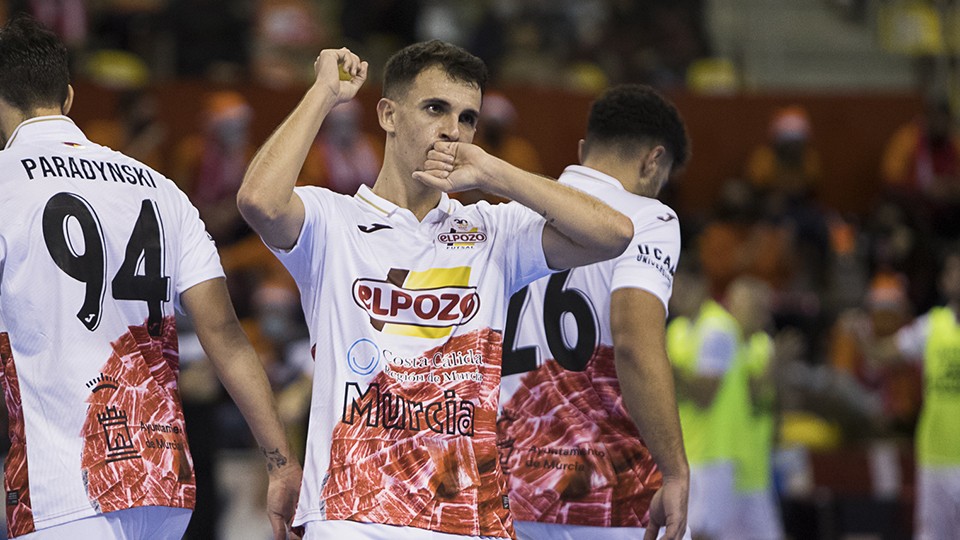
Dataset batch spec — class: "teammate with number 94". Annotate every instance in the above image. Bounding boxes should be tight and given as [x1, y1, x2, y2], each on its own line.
[0, 16, 301, 540]
[498, 85, 692, 540]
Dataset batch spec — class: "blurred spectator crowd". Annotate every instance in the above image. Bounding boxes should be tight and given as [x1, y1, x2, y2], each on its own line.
[2, 1, 960, 539]
[2, 0, 710, 92]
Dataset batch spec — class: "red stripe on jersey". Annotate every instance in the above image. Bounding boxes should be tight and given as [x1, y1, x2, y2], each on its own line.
[0, 333, 36, 537]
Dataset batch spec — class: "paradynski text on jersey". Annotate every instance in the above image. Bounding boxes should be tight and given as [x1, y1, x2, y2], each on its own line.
[21, 156, 157, 188]
[342, 382, 476, 436]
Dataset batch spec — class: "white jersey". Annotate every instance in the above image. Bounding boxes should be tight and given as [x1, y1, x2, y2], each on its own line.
[0, 117, 223, 537]
[498, 165, 680, 527]
[270, 184, 551, 538]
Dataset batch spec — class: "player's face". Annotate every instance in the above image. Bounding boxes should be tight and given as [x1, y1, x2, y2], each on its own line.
[389, 66, 481, 173]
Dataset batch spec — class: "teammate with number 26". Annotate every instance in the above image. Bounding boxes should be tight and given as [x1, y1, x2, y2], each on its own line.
[498, 85, 692, 540]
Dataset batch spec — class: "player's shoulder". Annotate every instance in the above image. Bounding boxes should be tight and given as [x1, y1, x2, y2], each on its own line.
[624, 194, 676, 218]
[627, 198, 679, 236]
[296, 185, 378, 232]
[295, 184, 357, 207]
[0, 146, 28, 183]
[559, 165, 678, 222]
[96, 144, 187, 195]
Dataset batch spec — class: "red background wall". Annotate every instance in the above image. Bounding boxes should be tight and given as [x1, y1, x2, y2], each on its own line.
[70, 80, 924, 218]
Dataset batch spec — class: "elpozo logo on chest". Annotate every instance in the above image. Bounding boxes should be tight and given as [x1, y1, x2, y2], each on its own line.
[438, 217, 487, 248]
[352, 266, 480, 339]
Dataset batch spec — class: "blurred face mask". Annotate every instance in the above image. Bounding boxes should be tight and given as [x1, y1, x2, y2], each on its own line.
[213, 116, 250, 149]
[259, 311, 292, 344]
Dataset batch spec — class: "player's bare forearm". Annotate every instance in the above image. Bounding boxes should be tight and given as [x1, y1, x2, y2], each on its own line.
[181, 279, 296, 465]
[614, 292, 689, 540]
[617, 349, 689, 477]
[617, 345, 689, 540]
[611, 289, 689, 479]
[212, 344, 294, 465]
[485, 157, 632, 269]
[237, 84, 336, 249]
[238, 48, 367, 250]
[415, 142, 633, 269]
[184, 283, 303, 539]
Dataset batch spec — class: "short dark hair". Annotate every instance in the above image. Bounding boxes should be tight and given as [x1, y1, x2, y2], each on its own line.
[0, 16, 70, 113]
[584, 84, 690, 170]
[382, 40, 488, 100]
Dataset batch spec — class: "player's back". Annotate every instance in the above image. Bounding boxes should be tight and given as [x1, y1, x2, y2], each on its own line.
[0, 116, 220, 534]
[498, 165, 680, 528]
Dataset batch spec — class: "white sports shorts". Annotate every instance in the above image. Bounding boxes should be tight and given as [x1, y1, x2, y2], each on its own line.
[17, 506, 191, 540]
[915, 465, 960, 540]
[515, 520, 693, 540]
[303, 520, 505, 540]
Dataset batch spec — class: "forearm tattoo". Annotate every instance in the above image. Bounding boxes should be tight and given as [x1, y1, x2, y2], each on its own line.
[539, 209, 556, 225]
[261, 447, 289, 472]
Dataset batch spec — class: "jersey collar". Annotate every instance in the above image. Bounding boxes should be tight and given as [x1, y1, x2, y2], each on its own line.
[4, 115, 88, 150]
[560, 164, 626, 191]
[354, 184, 455, 223]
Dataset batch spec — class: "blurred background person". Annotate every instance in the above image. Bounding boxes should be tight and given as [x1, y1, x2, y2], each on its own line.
[668, 271, 747, 540]
[725, 277, 786, 540]
[880, 96, 960, 242]
[455, 91, 543, 205]
[745, 105, 822, 201]
[475, 92, 543, 174]
[1, 1, 956, 537]
[84, 88, 167, 171]
[697, 178, 794, 304]
[171, 90, 254, 247]
[251, 0, 327, 88]
[745, 105, 830, 331]
[298, 100, 382, 194]
[860, 246, 960, 540]
[829, 272, 922, 436]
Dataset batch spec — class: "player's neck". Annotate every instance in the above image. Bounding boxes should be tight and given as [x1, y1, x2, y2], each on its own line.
[582, 159, 659, 199]
[0, 105, 67, 145]
[371, 159, 442, 221]
[632, 178, 662, 199]
[0, 105, 26, 147]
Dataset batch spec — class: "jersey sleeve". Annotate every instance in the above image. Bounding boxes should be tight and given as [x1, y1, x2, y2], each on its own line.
[267, 187, 328, 286]
[610, 205, 680, 314]
[493, 201, 551, 295]
[173, 189, 225, 295]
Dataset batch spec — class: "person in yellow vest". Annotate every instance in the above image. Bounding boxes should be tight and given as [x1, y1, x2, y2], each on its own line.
[725, 278, 785, 540]
[669, 273, 752, 540]
[862, 247, 960, 540]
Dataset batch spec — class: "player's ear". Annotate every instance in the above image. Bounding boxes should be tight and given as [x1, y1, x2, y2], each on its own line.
[62, 85, 74, 115]
[377, 98, 396, 134]
[641, 145, 666, 178]
[577, 139, 586, 165]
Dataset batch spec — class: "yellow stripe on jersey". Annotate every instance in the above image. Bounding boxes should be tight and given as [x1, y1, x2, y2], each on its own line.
[356, 193, 390, 216]
[384, 266, 473, 339]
